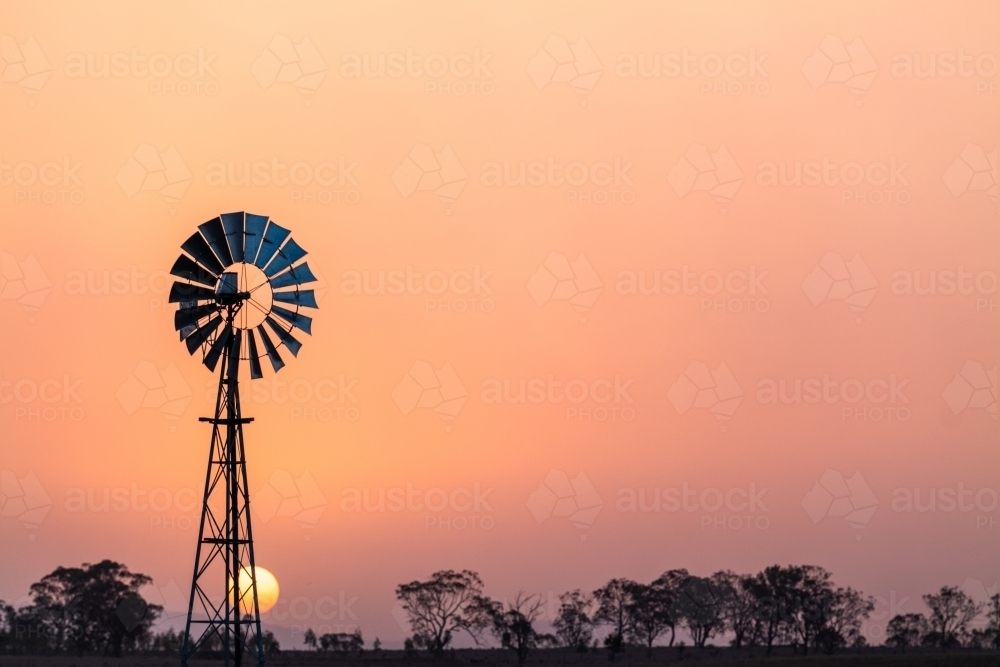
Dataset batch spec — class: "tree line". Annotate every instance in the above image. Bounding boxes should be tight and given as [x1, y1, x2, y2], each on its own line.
[386, 567, 1000, 664]
[2, 560, 999, 659]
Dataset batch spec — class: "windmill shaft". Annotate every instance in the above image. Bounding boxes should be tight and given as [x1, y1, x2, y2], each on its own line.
[182, 306, 265, 667]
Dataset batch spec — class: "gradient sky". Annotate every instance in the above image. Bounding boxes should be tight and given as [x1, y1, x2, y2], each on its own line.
[1, 0, 998, 649]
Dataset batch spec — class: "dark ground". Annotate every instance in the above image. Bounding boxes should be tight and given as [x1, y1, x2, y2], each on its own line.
[2, 647, 1000, 667]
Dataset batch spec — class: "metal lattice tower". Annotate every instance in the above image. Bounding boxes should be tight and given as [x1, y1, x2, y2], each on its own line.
[168, 212, 318, 666]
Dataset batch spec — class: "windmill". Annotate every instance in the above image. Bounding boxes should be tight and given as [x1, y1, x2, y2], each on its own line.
[169, 212, 317, 666]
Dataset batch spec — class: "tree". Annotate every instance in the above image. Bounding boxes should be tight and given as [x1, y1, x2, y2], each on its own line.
[984, 594, 1000, 649]
[0, 601, 13, 653]
[319, 630, 363, 653]
[27, 560, 161, 656]
[787, 565, 834, 655]
[624, 580, 674, 654]
[553, 590, 594, 652]
[922, 586, 981, 647]
[653, 569, 689, 646]
[262, 630, 281, 657]
[593, 578, 636, 656]
[303, 628, 318, 650]
[150, 629, 187, 654]
[885, 613, 926, 649]
[673, 575, 726, 648]
[395, 570, 484, 656]
[745, 565, 801, 655]
[712, 571, 759, 649]
[470, 592, 549, 665]
[819, 587, 874, 654]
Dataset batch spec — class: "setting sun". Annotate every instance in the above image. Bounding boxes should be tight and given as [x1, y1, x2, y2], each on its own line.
[229, 566, 280, 615]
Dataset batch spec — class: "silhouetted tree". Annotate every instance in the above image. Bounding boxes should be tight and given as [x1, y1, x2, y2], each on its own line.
[654, 569, 689, 646]
[711, 571, 759, 649]
[984, 594, 1000, 649]
[922, 586, 981, 648]
[674, 575, 726, 648]
[150, 628, 187, 654]
[787, 565, 834, 654]
[470, 592, 550, 665]
[26, 560, 161, 656]
[886, 613, 926, 649]
[263, 630, 281, 656]
[395, 570, 484, 656]
[745, 565, 800, 655]
[319, 629, 362, 653]
[553, 590, 594, 652]
[818, 586, 874, 654]
[593, 578, 635, 657]
[624, 579, 674, 653]
[303, 628, 318, 650]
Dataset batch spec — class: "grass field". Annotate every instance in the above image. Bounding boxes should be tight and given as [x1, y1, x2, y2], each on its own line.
[2, 647, 1000, 667]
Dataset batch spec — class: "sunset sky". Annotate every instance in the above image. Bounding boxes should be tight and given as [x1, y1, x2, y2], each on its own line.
[1, 0, 998, 649]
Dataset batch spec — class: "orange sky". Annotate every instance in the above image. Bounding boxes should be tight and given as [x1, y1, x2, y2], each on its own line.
[1, 0, 998, 649]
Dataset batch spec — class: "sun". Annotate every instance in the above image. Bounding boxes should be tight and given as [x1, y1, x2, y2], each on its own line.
[229, 566, 280, 614]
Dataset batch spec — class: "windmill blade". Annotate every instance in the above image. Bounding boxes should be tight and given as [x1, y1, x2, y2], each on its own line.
[174, 303, 221, 331]
[271, 305, 312, 335]
[269, 262, 317, 289]
[246, 329, 264, 380]
[253, 221, 290, 270]
[221, 212, 246, 262]
[185, 315, 223, 353]
[203, 324, 233, 372]
[263, 238, 307, 277]
[170, 254, 218, 287]
[256, 325, 285, 372]
[229, 329, 242, 379]
[265, 316, 303, 356]
[243, 214, 268, 265]
[272, 289, 318, 309]
[180, 232, 225, 276]
[169, 281, 218, 303]
[198, 216, 234, 267]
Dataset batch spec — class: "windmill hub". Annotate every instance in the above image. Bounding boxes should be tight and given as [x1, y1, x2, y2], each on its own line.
[214, 263, 273, 328]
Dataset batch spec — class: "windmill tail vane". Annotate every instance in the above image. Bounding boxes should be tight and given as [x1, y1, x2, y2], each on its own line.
[169, 212, 317, 667]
